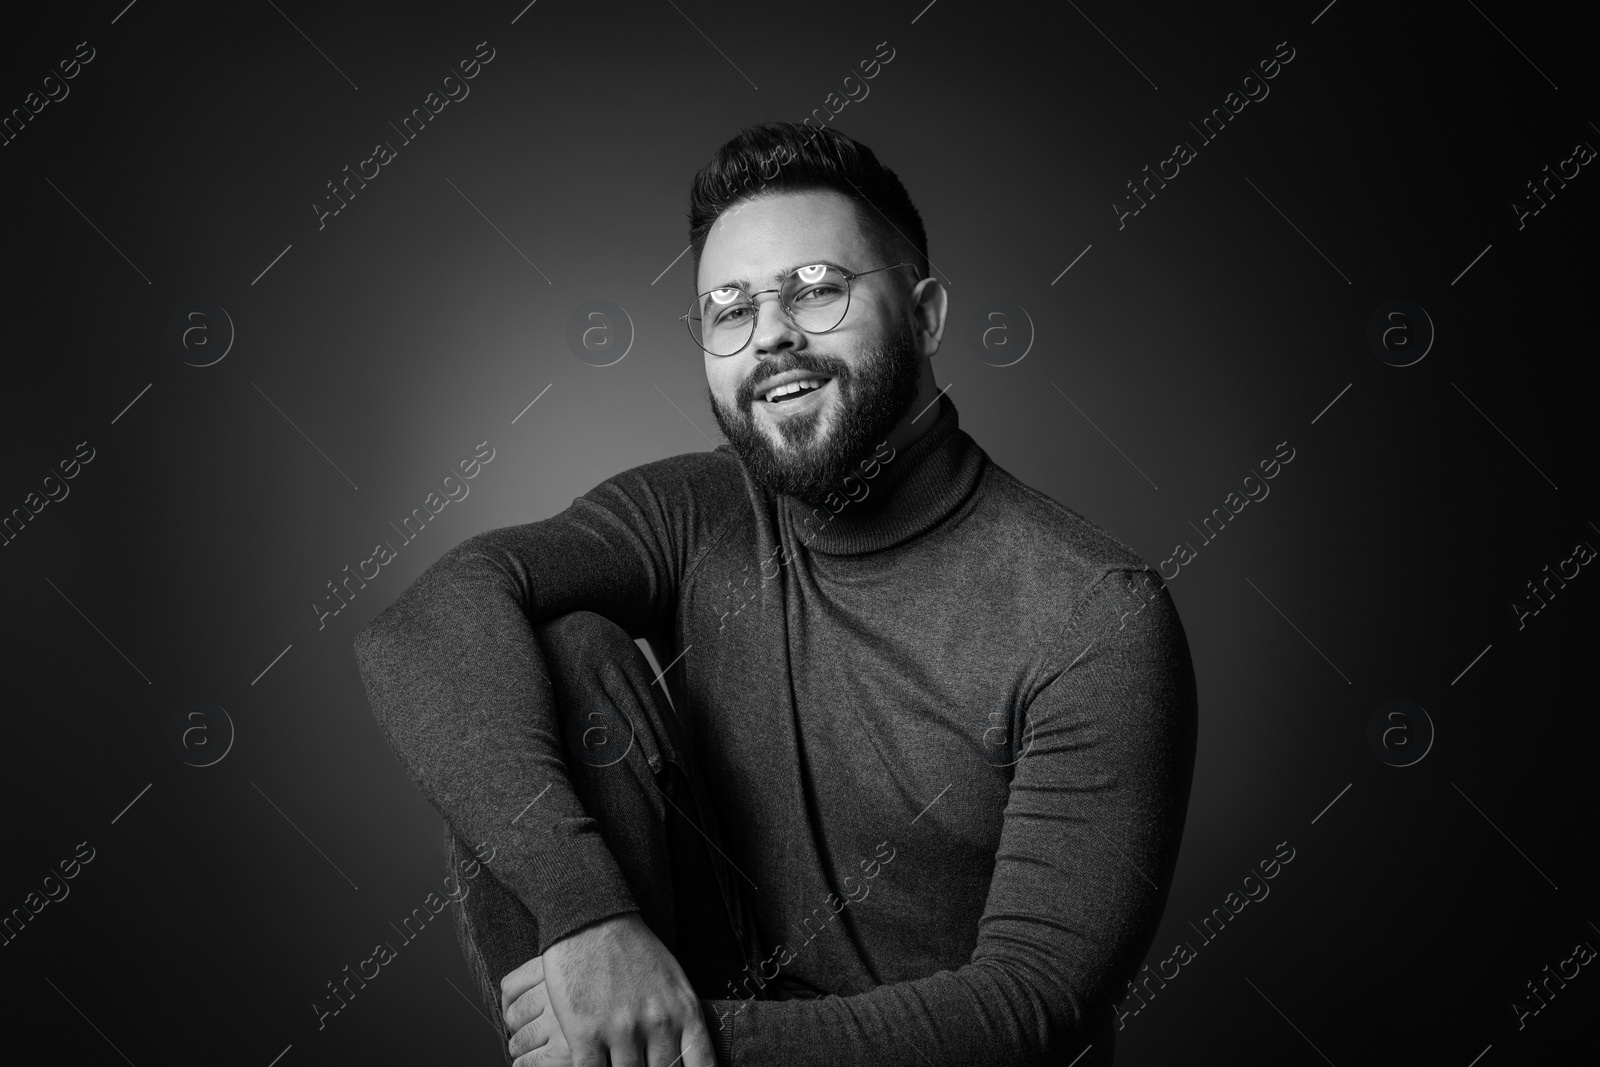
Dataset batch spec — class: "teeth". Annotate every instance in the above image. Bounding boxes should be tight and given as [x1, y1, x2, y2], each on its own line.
[764, 378, 826, 402]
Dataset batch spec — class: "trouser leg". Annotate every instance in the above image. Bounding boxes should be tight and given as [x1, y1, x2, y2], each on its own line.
[449, 610, 752, 1061]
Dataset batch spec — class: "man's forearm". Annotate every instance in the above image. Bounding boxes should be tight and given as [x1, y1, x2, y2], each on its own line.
[700, 963, 1109, 1067]
[353, 527, 642, 950]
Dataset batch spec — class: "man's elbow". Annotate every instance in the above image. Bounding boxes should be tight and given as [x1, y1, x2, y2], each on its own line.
[351, 612, 386, 674]
[350, 606, 407, 705]
[350, 535, 500, 675]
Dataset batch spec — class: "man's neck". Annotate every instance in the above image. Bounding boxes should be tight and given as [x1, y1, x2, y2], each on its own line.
[882, 370, 944, 456]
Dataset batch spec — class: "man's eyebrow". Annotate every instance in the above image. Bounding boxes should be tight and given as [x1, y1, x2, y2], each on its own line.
[707, 260, 847, 293]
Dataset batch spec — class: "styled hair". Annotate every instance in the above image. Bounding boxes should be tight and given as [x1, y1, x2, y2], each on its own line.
[687, 122, 929, 287]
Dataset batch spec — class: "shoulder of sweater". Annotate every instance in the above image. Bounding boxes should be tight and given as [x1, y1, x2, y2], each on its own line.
[582, 446, 755, 580]
[973, 459, 1157, 586]
[586, 444, 749, 511]
[602, 443, 744, 484]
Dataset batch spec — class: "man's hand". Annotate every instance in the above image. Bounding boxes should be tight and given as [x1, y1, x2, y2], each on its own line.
[502, 956, 574, 1066]
[512, 912, 716, 1067]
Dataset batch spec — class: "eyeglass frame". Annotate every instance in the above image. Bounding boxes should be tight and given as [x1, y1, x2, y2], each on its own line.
[680, 261, 916, 357]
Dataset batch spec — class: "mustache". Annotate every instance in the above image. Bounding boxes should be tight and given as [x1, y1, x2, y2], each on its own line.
[737, 355, 849, 405]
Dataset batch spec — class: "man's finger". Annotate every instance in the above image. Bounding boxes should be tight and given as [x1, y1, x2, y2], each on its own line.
[606, 1044, 645, 1067]
[644, 1027, 683, 1067]
[679, 1013, 717, 1067]
[506, 981, 551, 1035]
[568, 1036, 613, 1067]
[500, 956, 545, 1022]
[508, 1017, 551, 1061]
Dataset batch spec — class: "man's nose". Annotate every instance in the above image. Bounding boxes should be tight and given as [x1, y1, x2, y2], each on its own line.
[750, 295, 802, 358]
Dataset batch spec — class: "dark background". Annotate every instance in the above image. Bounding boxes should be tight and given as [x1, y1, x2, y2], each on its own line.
[1, 0, 1594, 1063]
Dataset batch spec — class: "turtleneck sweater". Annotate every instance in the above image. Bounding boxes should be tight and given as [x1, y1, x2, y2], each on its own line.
[354, 394, 1198, 1066]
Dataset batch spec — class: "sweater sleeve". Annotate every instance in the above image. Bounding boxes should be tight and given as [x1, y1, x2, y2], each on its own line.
[352, 452, 732, 954]
[702, 569, 1199, 1066]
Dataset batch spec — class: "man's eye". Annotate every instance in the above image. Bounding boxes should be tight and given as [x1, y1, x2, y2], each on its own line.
[714, 304, 753, 325]
[792, 284, 843, 302]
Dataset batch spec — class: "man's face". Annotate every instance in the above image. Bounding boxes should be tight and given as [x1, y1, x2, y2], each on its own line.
[697, 189, 925, 505]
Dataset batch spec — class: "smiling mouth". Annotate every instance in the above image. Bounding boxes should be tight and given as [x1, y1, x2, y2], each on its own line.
[760, 377, 834, 405]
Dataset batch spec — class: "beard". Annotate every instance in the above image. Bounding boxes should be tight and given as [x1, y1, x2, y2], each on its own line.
[706, 321, 923, 505]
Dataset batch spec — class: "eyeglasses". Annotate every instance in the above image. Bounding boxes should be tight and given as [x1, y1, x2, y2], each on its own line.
[682, 262, 912, 357]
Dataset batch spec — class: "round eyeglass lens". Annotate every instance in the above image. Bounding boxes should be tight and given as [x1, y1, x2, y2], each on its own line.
[783, 265, 851, 332]
[688, 286, 753, 355]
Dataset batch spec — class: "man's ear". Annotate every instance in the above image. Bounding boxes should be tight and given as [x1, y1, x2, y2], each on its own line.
[909, 276, 948, 357]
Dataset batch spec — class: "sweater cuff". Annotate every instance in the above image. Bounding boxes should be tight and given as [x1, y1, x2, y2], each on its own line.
[508, 821, 640, 953]
[705, 999, 738, 1064]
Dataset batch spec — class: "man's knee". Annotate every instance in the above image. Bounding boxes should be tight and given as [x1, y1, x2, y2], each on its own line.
[534, 610, 638, 664]
[535, 611, 669, 777]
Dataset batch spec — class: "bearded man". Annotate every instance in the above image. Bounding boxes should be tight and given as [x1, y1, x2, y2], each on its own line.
[355, 121, 1198, 1067]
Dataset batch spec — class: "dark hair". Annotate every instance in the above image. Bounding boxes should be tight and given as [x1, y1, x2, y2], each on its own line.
[687, 122, 929, 287]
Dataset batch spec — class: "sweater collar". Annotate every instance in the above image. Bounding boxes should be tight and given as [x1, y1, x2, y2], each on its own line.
[768, 393, 985, 556]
